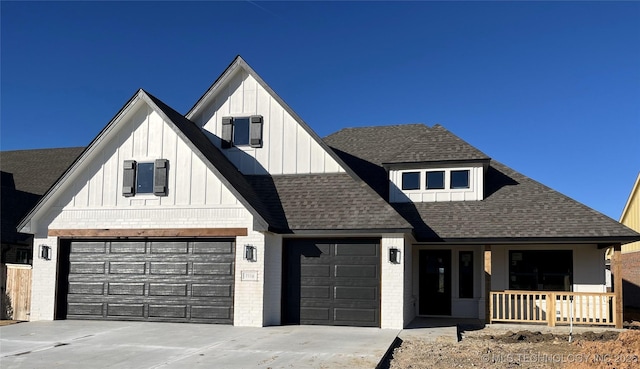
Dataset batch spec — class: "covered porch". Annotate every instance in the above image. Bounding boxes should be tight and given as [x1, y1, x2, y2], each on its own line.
[483, 244, 624, 328]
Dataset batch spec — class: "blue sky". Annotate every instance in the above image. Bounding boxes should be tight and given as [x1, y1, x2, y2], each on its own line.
[1, 1, 639, 220]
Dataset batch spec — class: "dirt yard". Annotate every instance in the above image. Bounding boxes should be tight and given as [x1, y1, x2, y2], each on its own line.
[388, 325, 640, 369]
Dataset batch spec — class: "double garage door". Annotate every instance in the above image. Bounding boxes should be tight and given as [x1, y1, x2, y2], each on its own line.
[282, 239, 381, 327]
[58, 239, 235, 324]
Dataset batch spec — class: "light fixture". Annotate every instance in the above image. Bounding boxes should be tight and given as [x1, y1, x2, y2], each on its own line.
[389, 248, 401, 264]
[245, 245, 256, 262]
[40, 245, 51, 260]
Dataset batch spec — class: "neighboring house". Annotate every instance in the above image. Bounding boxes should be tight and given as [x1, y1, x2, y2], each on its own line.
[619, 173, 640, 312]
[17, 56, 640, 329]
[1, 148, 84, 317]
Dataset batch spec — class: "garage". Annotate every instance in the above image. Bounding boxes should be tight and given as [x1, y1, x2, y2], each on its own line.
[282, 239, 380, 327]
[56, 239, 235, 324]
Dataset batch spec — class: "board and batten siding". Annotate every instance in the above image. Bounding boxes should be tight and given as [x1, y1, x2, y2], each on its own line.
[43, 103, 251, 232]
[193, 69, 344, 175]
[389, 165, 484, 203]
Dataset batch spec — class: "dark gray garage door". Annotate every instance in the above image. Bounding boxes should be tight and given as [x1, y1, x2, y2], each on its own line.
[282, 239, 380, 327]
[59, 239, 234, 324]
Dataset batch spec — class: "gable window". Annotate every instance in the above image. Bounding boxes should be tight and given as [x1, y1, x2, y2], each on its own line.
[122, 159, 169, 197]
[402, 172, 421, 190]
[509, 250, 573, 291]
[221, 115, 263, 148]
[233, 117, 250, 145]
[136, 162, 154, 193]
[451, 170, 470, 189]
[426, 171, 445, 189]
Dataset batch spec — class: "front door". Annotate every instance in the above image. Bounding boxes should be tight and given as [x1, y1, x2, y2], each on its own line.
[419, 250, 451, 315]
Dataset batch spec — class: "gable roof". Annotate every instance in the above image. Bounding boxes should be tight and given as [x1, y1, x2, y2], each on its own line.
[1, 147, 84, 244]
[18, 90, 279, 233]
[326, 124, 640, 244]
[620, 172, 640, 223]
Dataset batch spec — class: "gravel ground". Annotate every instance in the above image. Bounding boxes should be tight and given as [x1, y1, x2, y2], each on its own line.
[387, 325, 640, 369]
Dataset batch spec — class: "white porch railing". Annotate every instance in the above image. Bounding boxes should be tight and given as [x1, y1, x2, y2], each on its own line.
[490, 290, 617, 327]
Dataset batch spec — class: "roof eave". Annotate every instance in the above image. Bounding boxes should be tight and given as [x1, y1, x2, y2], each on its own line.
[382, 158, 491, 170]
[413, 235, 640, 245]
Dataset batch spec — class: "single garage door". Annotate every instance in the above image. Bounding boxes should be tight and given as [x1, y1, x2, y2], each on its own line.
[58, 239, 235, 324]
[282, 239, 380, 327]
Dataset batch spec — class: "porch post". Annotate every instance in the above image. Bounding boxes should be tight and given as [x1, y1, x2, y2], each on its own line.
[484, 245, 492, 323]
[612, 244, 623, 329]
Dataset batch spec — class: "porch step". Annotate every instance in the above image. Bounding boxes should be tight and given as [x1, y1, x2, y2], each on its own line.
[398, 318, 483, 343]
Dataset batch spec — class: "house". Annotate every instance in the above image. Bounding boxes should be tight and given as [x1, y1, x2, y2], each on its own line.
[618, 173, 640, 315]
[1, 148, 83, 318]
[17, 56, 640, 329]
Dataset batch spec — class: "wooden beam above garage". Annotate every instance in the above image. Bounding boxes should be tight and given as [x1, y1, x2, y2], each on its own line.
[48, 228, 248, 238]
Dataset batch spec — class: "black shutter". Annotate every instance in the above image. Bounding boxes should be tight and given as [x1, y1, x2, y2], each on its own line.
[154, 159, 168, 196]
[123, 160, 136, 197]
[221, 117, 233, 148]
[250, 115, 263, 148]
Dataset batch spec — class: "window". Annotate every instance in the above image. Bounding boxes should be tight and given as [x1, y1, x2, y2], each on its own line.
[136, 162, 154, 194]
[509, 250, 572, 291]
[233, 117, 250, 146]
[402, 172, 421, 190]
[221, 115, 263, 148]
[451, 170, 470, 189]
[459, 251, 473, 298]
[426, 171, 445, 189]
[16, 249, 30, 264]
[122, 159, 168, 197]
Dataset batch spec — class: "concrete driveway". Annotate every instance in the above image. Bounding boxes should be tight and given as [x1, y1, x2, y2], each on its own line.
[0, 320, 400, 369]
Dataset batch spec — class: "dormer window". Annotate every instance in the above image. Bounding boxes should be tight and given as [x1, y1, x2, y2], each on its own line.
[426, 171, 445, 190]
[451, 170, 470, 189]
[402, 172, 421, 190]
[233, 117, 250, 145]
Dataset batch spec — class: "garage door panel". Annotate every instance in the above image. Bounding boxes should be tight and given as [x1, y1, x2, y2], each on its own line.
[301, 265, 330, 277]
[110, 242, 146, 254]
[149, 305, 187, 318]
[334, 265, 377, 278]
[69, 282, 105, 295]
[150, 242, 188, 254]
[192, 284, 231, 297]
[71, 242, 106, 253]
[150, 262, 188, 275]
[148, 283, 188, 296]
[107, 303, 144, 317]
[69, 302, 104, 316]
[109, 262, 146, 274]
[191, 306, 230, 319]
[70, 262, 105, 274]
[334, 308, 377, 323]
[108, 283, 145, 296]
[193, 242, 233, 254]
[283, 239, 380, 327]
[65, 239, 235, 324]
[193, 263, 232, 275]
[334, 286, 377, 300]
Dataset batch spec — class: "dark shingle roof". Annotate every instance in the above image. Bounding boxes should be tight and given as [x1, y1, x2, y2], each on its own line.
[393, 161, 640, 242]
[325, 124, 640, 243]
[246, 173, 411, 232]
[1, 147, 84, 244]
[388, 124, 489, 163]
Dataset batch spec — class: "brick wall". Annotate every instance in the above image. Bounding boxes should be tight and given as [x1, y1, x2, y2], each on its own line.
[381, 235, 405, 329]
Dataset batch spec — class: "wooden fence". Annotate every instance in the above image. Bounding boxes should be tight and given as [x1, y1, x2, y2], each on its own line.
[490, 290, 616, 327]
[4, 264, 32, 321]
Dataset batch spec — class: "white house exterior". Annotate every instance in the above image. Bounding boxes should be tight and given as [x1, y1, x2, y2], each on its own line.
[18, 56, 640, 329]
